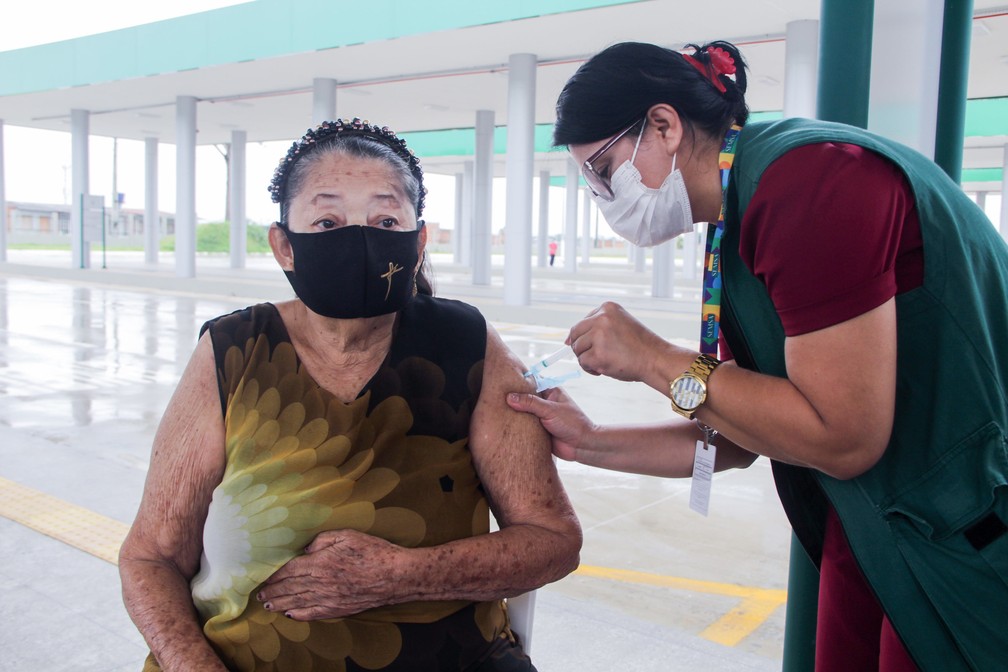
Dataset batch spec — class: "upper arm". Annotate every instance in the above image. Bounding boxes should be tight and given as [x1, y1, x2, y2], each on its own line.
[120, 332, 227, 577]
[468, 327, 580, 536]
[784, 298, 897, 476]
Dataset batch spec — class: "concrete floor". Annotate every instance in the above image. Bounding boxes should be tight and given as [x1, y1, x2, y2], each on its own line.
[0, 250, 793, 671]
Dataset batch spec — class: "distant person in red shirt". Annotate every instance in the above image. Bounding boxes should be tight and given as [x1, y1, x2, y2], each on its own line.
[548, 240, 558, 266]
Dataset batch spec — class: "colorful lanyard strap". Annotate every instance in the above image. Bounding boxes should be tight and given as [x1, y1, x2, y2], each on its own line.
[699, 124, 742, 356]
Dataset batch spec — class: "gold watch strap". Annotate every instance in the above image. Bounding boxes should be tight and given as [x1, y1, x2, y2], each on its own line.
[688, 353, 721, 380]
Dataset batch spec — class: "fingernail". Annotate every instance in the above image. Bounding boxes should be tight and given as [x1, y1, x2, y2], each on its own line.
[256, 592, 264, 602]
[263, 602, 272, 610]
[507, 393, 518, 403]
[284, 612, 293, 619]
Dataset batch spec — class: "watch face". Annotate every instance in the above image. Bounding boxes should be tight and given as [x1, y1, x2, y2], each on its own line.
[671, 375, 706, 410]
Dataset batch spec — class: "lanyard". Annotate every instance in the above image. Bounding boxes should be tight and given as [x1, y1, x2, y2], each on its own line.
[699, 124, 742, 356]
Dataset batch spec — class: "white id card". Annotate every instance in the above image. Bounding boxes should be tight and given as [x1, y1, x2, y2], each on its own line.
[689, 439, 717, 516]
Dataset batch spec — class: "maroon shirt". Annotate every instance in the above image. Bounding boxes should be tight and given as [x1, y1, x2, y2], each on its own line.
[738, 141, 924, 335]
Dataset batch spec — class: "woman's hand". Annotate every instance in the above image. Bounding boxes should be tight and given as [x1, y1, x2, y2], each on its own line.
[567, 302, 676, 385]
[506, 387, 595, 462]
[258, 529, 405, 620]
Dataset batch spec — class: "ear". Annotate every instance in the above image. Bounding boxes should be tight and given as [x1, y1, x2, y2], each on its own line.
[268, 223, 294, 271]
[415, 222, 428, 272]
[645, 104, 685, 158]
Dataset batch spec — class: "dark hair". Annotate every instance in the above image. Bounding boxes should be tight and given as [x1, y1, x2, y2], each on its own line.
[279, 134, 434, 296]
[553, 41, 749, 148]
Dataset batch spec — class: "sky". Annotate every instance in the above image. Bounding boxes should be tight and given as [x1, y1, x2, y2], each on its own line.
[0, 0, 593, 236]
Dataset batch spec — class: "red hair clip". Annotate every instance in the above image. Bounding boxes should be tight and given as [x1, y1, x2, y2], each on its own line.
[682, 46, 735, 93]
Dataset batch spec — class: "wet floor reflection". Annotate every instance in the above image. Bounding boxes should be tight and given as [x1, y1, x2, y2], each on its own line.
[0, 277, 241, 432]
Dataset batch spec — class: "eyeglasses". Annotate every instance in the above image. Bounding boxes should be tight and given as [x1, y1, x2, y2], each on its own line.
[581, 120, 643, 201]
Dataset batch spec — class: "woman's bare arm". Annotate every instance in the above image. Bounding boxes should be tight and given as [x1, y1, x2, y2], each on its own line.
[257, 325, 582, 620]
[118, 333, 228, 671]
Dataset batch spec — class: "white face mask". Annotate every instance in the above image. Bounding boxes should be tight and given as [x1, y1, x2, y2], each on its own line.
[594, 135, 694, 248]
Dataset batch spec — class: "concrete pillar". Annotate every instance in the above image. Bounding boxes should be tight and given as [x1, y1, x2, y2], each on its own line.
[1001, 144, 1008, 238]
[229, 130, 247, 269]
[681, 230, 698, 280]
[453, 172, 464, 262]
[0, 120, 6, 262]
[461, 160, 474, 265]
[537, 170, 550, 267]
[783, 20, 819, 119]
[175, 96, 197, 279]
[581, 189, 591, 265]
[71, 108, 90, 269]
[472, 110, 494, 286]
[144, 137, 158, 265]
[312, 78, 337, 126]
[868, 0, 944, 157]
[564, 157, 579, 273]
[651, 239, 674, 298]
[503, 53, 537, 306]
[634, 244, 646, 272]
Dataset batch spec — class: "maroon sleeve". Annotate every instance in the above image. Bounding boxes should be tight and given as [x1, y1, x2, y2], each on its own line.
[737, 142, 923, 337]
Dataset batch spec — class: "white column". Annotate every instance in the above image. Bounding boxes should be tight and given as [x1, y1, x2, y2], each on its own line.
[0, 120, 6, 262]
[144, 137, 158, 265]
[312, 78, 337, 126]
[783, 20, 819, 119]
[868, 0, 944, 157]
[634, 244, 646, 272]
[472, 110, 494, 285]
[681, 230, 698, 280]
[1000, 144, 1008, 238]
[175, 96, 197, 278]
[453, 172, 464, 262]
[537, 170, 550, 267]
[229, 130, 247, 269]
[564, 157, 579, 273]
[651, 240, 674, 298]
[581, 189, 591, 265]
[461, 160, 474, 265]
[71, 108, 90, 269]
[503, 53, 537, 306]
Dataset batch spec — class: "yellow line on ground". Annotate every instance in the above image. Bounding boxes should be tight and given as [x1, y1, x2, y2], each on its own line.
[575, 564, 787, 646]
[0, 476, 786, 646]
[0, 476, 129, 565]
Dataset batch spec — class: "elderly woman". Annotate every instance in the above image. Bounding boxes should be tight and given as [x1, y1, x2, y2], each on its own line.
[119, 118, 582, 671]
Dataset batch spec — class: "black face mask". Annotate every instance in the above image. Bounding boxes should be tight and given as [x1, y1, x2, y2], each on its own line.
[280, 224, 421, 319]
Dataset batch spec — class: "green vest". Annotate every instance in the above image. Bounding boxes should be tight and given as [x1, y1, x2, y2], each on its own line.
[720, 118, 1008, 671]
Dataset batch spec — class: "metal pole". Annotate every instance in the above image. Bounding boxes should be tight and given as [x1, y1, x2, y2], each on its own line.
[816, 0, 874, 127]
[538, 170, 550, 268]
[934, 0, 974, 183]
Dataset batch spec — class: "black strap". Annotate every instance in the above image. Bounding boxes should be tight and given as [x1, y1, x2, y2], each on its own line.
[964, 512, 1007, 551]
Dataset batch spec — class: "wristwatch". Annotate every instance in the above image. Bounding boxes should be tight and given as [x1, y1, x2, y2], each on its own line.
[669, 354, 721, 419]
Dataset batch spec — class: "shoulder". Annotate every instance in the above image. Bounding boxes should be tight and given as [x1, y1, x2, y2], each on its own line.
[200, 303, 281, 340]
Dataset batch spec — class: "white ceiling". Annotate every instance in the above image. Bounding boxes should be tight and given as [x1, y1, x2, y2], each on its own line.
[1, 0, 1006, 178]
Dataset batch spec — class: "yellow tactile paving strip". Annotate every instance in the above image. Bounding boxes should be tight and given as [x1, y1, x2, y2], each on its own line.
[0, 475, 784, 646]
[0, 476, 129, 565]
